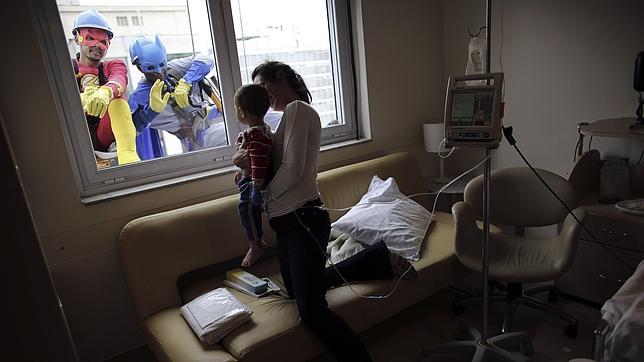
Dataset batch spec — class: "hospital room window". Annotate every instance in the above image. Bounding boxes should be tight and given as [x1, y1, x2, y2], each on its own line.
[32, 0, 356, 201]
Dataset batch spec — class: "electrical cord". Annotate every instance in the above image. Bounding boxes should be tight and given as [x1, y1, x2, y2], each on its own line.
[437, 137, 457, 159]
[502, 125, 636, 272]
[573, 122, 589, 162]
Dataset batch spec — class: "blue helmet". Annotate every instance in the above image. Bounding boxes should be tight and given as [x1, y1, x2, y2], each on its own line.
[129, 35, 168, 74]
[72, 9, 113, 39]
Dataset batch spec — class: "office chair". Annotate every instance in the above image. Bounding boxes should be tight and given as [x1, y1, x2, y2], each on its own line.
[452, 167, 588, 337]
[567, 149, 601, 199]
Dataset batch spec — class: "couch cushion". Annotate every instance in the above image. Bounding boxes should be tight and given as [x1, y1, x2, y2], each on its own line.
[317, 153, 433, 223]
[171, 211, 463, 362]
[144, 308, 236, 362]
[178, 257, 323, 362]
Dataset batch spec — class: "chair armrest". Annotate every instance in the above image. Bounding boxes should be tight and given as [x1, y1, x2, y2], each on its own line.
[554, 207, 588, 273]
[452, 201, 482, 259]
[593, 318, 610, 361]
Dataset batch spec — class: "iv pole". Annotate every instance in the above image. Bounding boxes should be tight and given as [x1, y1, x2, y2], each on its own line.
[481, 0, 492, 347]
[423, 0, 532, 360]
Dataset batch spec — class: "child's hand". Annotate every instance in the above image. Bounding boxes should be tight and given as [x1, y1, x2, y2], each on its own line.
[234, 170, 242, 185]
[251, 188, 263, 207]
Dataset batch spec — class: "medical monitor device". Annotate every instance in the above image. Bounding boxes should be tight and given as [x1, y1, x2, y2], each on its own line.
[444, 73, 504, 148]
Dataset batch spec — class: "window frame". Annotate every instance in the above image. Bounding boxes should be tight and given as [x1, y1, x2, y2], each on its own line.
[31, 0, 357, 202]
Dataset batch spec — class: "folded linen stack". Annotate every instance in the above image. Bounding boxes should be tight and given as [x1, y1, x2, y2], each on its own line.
[180, 287, 253, 345]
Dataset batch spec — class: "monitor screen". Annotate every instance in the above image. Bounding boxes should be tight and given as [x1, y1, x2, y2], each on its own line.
[450, 90, 495, 127]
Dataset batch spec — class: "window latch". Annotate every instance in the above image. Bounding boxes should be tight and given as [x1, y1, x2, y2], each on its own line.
[103, 177, 126, 185]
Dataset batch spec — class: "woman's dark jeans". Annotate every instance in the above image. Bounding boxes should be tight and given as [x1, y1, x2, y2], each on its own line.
[269, 199, 393, 362]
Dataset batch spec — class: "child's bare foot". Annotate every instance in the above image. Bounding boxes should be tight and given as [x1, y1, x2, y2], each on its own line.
[241, 240, 265, 267]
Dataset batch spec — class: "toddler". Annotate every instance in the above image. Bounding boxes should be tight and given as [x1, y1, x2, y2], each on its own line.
[233, 84, 273, 267]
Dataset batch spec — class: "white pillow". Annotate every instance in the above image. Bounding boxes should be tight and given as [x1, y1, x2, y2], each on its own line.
[331, 176, 432, 261]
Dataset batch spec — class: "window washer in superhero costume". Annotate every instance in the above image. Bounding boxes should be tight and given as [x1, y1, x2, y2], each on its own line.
[127, 34, 227, 152]
[72, 9, 140, 165]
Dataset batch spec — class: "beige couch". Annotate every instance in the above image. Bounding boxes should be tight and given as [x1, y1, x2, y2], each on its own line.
[117, 152, 466, 362]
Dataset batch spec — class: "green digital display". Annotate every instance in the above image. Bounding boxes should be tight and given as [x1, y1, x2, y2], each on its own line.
[452, 93, 475, 119]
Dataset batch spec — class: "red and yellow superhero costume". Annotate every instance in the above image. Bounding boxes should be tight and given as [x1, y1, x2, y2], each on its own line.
[75, 27, 139, 164]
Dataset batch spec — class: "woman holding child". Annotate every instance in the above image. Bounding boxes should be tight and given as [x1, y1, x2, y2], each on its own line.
[233, 61, 407, 362]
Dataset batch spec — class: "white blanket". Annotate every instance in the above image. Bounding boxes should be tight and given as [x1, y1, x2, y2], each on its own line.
[326, 229, 368, 265]
[600, 259, 644, 362]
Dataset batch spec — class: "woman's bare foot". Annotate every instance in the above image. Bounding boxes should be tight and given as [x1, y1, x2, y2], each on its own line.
[241, 239, 265, 267]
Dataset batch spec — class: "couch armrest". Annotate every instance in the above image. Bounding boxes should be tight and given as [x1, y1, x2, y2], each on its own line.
[117, 194, 272, 320]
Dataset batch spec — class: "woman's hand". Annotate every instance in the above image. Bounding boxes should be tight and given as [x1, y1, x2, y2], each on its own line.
[232, 148, 249, 169]
[232, 148, 249, 185]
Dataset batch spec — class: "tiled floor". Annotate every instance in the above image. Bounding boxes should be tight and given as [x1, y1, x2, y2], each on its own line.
[309, 273, 602, 362]
[110, 277, 602, 362]
[357, 288, 600, 362]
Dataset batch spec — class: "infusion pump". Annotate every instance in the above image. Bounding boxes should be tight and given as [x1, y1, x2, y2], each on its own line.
[444, 73, 504, 148]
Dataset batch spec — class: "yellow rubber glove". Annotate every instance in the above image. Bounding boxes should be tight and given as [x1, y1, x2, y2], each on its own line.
[108, 99, 141, 164]
[80, 85, 99, 109]
[149, 79, 170, 113]
[84, 86, 112, 118]
[172, 79, 192, 109]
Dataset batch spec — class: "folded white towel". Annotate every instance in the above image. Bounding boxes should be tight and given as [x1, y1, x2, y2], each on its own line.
[180, 287, 252, 345]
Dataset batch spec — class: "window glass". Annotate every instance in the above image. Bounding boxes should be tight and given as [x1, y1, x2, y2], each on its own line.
[231, 0, 340, 127]
[56, 0, 228, 170]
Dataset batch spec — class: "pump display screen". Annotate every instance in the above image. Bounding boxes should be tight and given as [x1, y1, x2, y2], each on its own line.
[450, 90, 495, 127]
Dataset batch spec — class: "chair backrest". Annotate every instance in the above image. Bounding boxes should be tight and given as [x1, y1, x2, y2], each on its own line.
[567, 149, 601, 199]
[464, 167, 578, 227]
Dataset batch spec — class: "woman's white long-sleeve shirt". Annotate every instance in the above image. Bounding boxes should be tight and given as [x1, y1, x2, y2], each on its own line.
[265, 100, 321, 218]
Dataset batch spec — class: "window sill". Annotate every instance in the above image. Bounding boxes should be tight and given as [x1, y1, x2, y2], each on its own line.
[81, 137, 372, 205]
[321, 137, 372, 152]
[81, 165, 238, 205]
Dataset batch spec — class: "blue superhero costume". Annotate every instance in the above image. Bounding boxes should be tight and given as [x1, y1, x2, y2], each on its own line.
[129, 55, 226, 155]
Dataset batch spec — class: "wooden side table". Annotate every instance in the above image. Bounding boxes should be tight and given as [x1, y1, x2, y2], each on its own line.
[580, 117, 644, 140]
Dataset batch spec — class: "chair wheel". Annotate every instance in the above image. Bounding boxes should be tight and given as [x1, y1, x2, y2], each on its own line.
[520, 340, 534, 356]
[452, 303, 465, 315]
[564, 323, 578, 338]
[548, 289, 559, 303]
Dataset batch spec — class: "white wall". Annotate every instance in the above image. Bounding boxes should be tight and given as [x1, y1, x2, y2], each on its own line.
[446, 0, 644, 176]
[1, 0, 444, 360]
